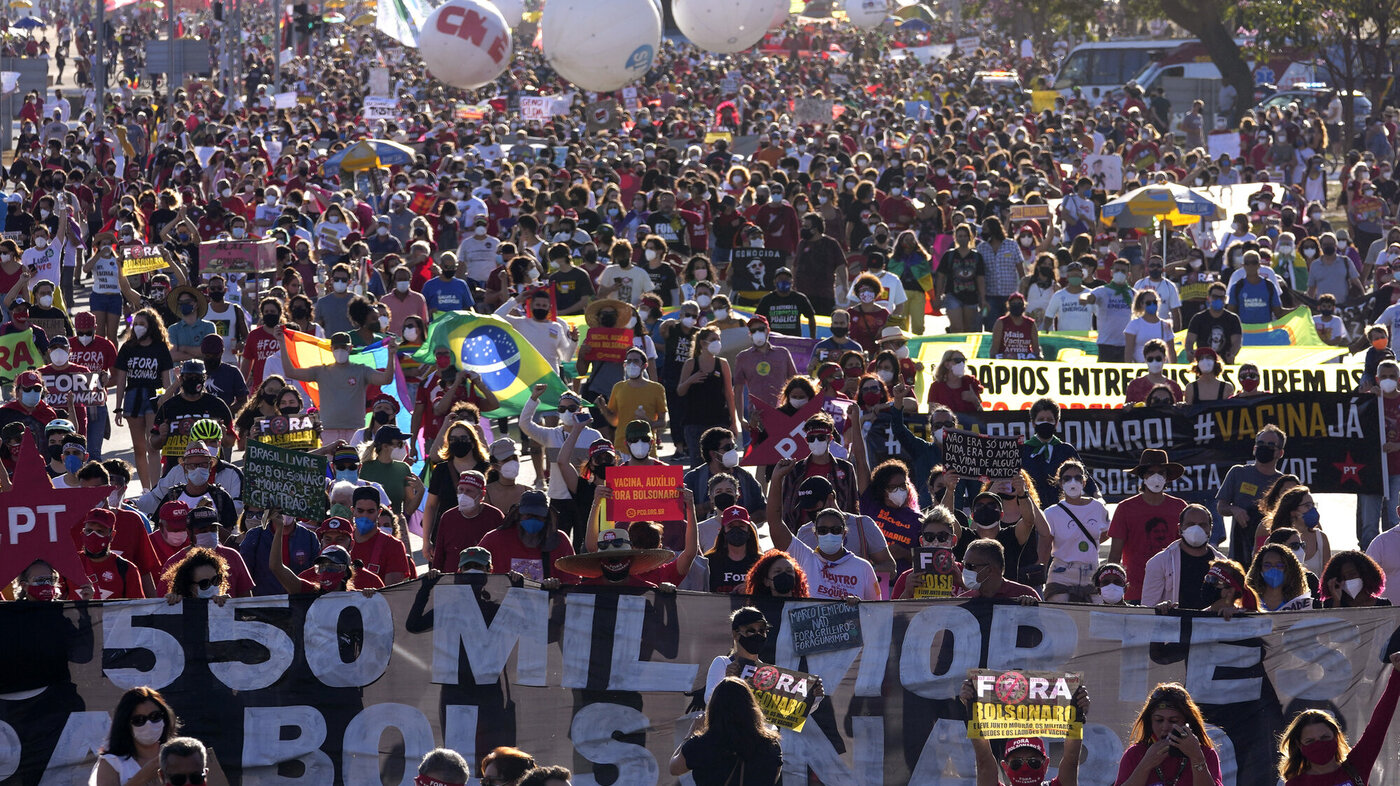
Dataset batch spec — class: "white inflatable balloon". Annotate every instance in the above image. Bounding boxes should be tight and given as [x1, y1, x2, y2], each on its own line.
[674, 0, 783, 54]
[488, 0, 523, 28]
[541, 0, 661, 93]
[420, 0, 513, 89]
[845, 0, 888, 29]
[769, 0, 790, 29]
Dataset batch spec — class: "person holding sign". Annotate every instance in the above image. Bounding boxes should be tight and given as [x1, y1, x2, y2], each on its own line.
[703, 606, 771, 702]
[1113, 684, 1223, 786]
[893, 506, 964, 599]
[769, 503, 882, 601]
[958, 677, 1091, 786]
[670, 677, 782, 785]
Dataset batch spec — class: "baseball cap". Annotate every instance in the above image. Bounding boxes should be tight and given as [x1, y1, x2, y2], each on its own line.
[84, 508, 117, 530]
[318, 517, 354, 538]
[160, 500, 191, 530]
[16, 370, 41, 388]
[720, 505, 751, 527]
[315, 544, 352, 569]
[200, 333, 225, 354]
[457, 546, 492, 571]
[489, 437, 517, 462]
[180, 359, 205, 375]
[1004, 737, 1047, 757]
[333, 446, 360, 464]
[456, 470, 486, 492]
[183, 441, 213, 458]
[624, 420, 653, 442]
[796, 476, 834, 510]
[330, 332, 352, 348]
[74, 311, 96, 330]
[188, 506, 220, 531]
[519, 489, 549, 518]
[48, 334, 69, 348]
[747, 315, 769, 330]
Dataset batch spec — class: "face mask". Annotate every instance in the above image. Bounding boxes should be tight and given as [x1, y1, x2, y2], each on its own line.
[108, 489, 124, 507]
[181, 377, 202, 395]
[830, 325, 848, 337]
[1301, 737, 1339, 766]
[333, 349, 350, 365]
[817, 532, 844, 553]
[83, 530, 111, 554]
[877, 369, 895, 385]
[336, 466, 360, 485]
[1068, 275, 1083, 286]
[712, 491, 737, 510]
[1374, 338, 1389, 351]
[1182, 524, 1208, 548]
[1210, 297, 1225, 311]
[808, 438, 830, 457]
[951, 362, 967, 378]
[788, 395, 809, 409]
[624, 362, 643, 379]
[697, 294, 713, 308]
[1096, 583, 1126, 603]
[499, 460, 520, 480]
[132, 720, 165, 746]
[706, 340, 722, 355]
[962, 567, 982, 590]
[1033, 421, 1055, 441]
[1144, 474, 1168, 493]
[457, 493, 479, 512]
[719, 448, 741, 469]
[1147, 360, 1164, 374]
[725, 527, 749, 547]
[1061, 478, 1084, 499]
[20, 390, 41, 408]
[34, 238, 47, 249]
[78, 334, 93, 346]
[888, 488, 908, 507]
[738, 631, 767, 652]
[188, 467, 211, 486]
[771, 572, 796, 594]
[1382, 378, 1399, 394]
[1255, 444, 1276, 463]
[520, 517, 546, 534]
[859, 291, 876, 304]
[1257, 566, 1286, 589]
[1009, 301, 1025, 317]
[628, 441, 651, 459]
[194, 529, 219, 550]
[1342, 577, 1364, 598]
[333, 280, 349, 293]
[352, 516, 376, 536]
[680, 316, 696, 328]
[1199, 581, 1223, 607]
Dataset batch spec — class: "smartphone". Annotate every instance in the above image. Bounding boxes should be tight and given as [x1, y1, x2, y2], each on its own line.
[575, 410, 592, 425]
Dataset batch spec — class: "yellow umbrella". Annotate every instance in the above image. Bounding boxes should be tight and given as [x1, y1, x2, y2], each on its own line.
[350, 12, 375, 25]
[323, 139, 415, 175]
[1099, 183, 1226, 228]
[325, 0, 346, 8]
[8, 1, 33, 8]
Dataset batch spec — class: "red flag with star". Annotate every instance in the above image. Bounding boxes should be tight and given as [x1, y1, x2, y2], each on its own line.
[0, 432, 115, 592]
[741, 395, 826, 466]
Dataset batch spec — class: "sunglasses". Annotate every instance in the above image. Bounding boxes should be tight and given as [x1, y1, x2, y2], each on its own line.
[805, 433, 831, 443]
[932, 420, 954, 429]
[193, 577, 218, 591]
[814, 526, 843, 535]
[165, 773, 207, 786]
[334, 462, 360, 471]
[1008, 757, 1045, 771]
[597, 538, 633, 551]
[130, 710, 167, 727]
[630, 435, 653, 443]
[920, 531, 953, 543]
[1060, 475, 1083, 483]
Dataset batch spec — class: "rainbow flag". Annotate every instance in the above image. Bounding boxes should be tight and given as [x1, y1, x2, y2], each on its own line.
[412, 312, 568, 418]
[278, 329, 397, 406]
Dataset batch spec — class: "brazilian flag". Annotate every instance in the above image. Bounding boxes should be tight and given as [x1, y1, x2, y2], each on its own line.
[413, 312, 569, 418]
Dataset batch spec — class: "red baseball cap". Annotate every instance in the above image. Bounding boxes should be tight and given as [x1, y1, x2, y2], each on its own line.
[720, 505, 751, 528]
[159, 501, 191, 531]
[1004, 737, 1047, 757]
[318, 517, 353, 538]
[75, 312, 97, 330]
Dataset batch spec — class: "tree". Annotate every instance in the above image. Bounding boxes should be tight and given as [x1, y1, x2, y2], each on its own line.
[1125, 0, 1255, 125]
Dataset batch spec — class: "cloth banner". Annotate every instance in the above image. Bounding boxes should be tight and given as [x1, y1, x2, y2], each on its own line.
[411, 312, 569, 418]
[2, 579, 1398, 786]
[971, 393, 1383, 503]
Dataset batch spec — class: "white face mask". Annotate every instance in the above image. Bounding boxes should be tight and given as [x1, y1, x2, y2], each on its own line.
[333, 280, 350, 293]
[808, 438, 830, 457]
[1382, 378, 1399, 394]
[132, 719, 166, 746]
[1147, 360, 1164, 374]
[50, 349, 69, 366]
[962, 567, 982, 591]
[391, 445, 408, 461]
[788, 396, 809, 409]
[332, 349, 350, 364]
[645, 249, 658, 262]
[79, 334, 94, 346]
[1182, 524, 1208, 548]
[195, 531, 219, 550]
[877, 369, 894, 384]
[1098, 584, 1125, 603]
[403, 327, 419, 342]
[195, 583, 220, 599]
[457, 493, 479, 512]
[1112, 271, 1128, 284]
[628, 441, 651, 459]
[680, 316, 696, 328]
[624, 362, 642, 379]
[34, 237, 47, 248]
[38, 295, 52, 307]
[722, 449, 740, 468]
[396, 280, 411, 293]
[951, 362, 967, 377]
[706, 340, 722, 355]
[1198, 358, 1215, 374]
[132, 324, 147, 339]
[378, 315, 391, 330]
[750, 331, 767, 347]
[1061, 479, 1084, 499]
[1343, 577, 1364, 597]
[1144, 474, 1168, 493]
[499, 459, 520, 480]
[888, 488, 908, 507]
[697, 294, 713, 307]
[714, 309, 729, 321]
[894, 345, 909, 359]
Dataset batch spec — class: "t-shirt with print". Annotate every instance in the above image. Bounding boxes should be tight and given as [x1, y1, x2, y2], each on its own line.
[597, 265, 654, 305]
[938, 250, 985, 303]
[240, 325, 282, 387]
[1185, 308, 1242, 356]
[787, 538, 881, 600]
[1044, 288, 1094, 331]
[74, 553, 144, 600]
[1044, 500, 1111, 564]
[1089, 285, 1133, 346]
[708, 551, 758, 594]
[116, 340, 174, 391]
[1228, 278, 1280, 324]
[549, 266, 595, 313]
[477, 527, 575, 581]
[68, 335, 117, 373]
[1107, 493, 1188, 602]
[755, 291, 815, 336]
[349, 530, 414, 583]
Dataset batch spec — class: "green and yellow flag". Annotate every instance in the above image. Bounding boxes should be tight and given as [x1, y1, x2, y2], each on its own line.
[414, 313, 569, 418]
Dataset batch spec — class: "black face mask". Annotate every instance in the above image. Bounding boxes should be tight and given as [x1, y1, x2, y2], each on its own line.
[46, 443, 63, 462]
[262, 313, 280, 328]
[531, 307, 551, 320]
[770, 572, 796, 594]
[372, 410, 392, 425]
[261, 391, 279, 404]
[725, 527, 748, 547]
[449, 440, 474, 458]
[712, 492, 737, 510]
[1033, 421, 1055, 440]
[972, 505, 1002, 526]
[800, 227, 814, 240]
[598, 312, 618, 328]
[279, 404, 300, 415]
[738, 632, 767, 653]
[181, 378, 203, 395]
[582, 250, 598, 262]
[601, 559, 633, 582]
[830, 325, 849, 337]
[209, 289, 226, 302]
[1255, 444, 1277, 463]
[1199, 582, 1222, 607]
[291, 306, 311, 319]
[1008, 301, 1025, 316]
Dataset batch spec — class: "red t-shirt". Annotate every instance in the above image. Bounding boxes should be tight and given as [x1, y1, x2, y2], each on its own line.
[68, 336, 118, 373]
[478, 527, 576, 582]
[157, 544, 256, 596]
[349, 531, 414, 584]
[295, 566, 386, 593]
[241, 325, 282, 388]
[70, 507, 162, 579]
[927, 375, 984, 413]
[39, 362, 92, 432]
[431, 504, 505, 571]
[637, 559, 682, 587]
[1107, 493, 1188, 602]
[73, 552, 144, 600]
[149, 529, 189, 568]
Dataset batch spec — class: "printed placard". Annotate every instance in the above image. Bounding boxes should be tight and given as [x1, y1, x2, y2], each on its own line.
[120, 245, 169, 276]
[199, 239, 278, 275]
[521, 96, 554, 122]
[1009, 204, 1052, 223]
[794, 98, 833, 126]
[579, 327, 632, 363]
[966, 668, 1084, 740]
[606, 465, 684, 521]
[747, 663, 818, 731]
[788, 603, 863, 656]
[911, 546, 959, 598]
[363, 96, 398, 120]
[250, 413, 321, 451]
[0, 329, 42, 384]
[941, 428, 1023, 479]
[244, 439, 330, 520]
[42, 371, 106, 407]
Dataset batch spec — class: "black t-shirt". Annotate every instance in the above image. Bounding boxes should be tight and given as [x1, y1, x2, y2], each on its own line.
[680, 733, 782, 786]
[708, 551, 758, 594]
[645, 262, 678, 306]
[116, 339, 174, 389]
[755, 291, 814, 336]
[1178, 548, 1212, 610]
[1185, 309, 1242, 356]
[550, 266, 595, 313]
[155, 393, 234, 433]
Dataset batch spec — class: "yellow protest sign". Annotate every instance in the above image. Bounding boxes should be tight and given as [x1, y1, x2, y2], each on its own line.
[121, 245, 170, 276]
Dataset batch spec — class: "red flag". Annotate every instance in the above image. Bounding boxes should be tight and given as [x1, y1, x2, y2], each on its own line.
[741, 395, 825, 466]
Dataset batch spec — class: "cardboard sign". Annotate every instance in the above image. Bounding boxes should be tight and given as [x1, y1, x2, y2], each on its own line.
[244, 439, 330, 520]
[622, 86, 639, 112]
[520, 96, 555, 122]
[966, 668, 1084, 740]
[605, 465, 684, 521]
[0, 329, 41, 385]
[955, 36, 980, 53]
[41, 371, 106, 407]
[941, 428, 1023, 479]
[911, 547, 959, 598]
[120, 244, 170, 276]
[272, 91, 298, 109]
[788, 603, 863, 656]
[794, 98, 833, 126]
[250, 413, 321, 451]
[160, 419, 205, 458]
[585, 100, 620, 134]
[199, 239, 278, 275]
[747, 664, 818, 731]
[740, 395, 825, 466]
[579, 327, 632, 363]
[363, 96, 398, 120]
[1009, 204, 1052, 223]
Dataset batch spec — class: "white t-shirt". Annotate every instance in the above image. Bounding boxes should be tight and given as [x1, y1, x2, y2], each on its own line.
[787, 538, 881, 600]
[1312, 315, 1349, 343]
[1043, 288, 1094, 331]
[597, 265, 655, 306]
[1122, 317, 1175, 362]
[1043, 499, 1110, 564]
[1132, 277, 1182, 313]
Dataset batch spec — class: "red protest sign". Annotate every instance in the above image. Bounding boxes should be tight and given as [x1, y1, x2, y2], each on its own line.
[580, 328, 633, 363]
[0, 432, 115, 592]
[606, 465, 684, 521]
[741, 395, 825, 466]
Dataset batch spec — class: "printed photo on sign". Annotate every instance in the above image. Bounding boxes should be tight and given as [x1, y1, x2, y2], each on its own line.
[911, 546, 959, 598]
[746, 663, 818, 731]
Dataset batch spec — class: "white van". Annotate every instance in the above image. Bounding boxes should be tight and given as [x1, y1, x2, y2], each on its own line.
[1050, 40, 1185, 99]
